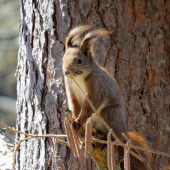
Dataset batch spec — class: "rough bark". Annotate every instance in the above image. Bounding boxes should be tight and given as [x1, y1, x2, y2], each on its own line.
[0, 131, 14, 169]
[16, 0, 170, 170]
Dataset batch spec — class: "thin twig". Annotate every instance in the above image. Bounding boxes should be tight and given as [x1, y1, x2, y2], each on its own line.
[0, 121, 29, 136]
[13, 137, 32, 170]
[91, 137, 170, 159]
[0, 121, 67, 170]
[13, 135, 67, 170]
[0, 121, 67, 138]
[57, 139, 68, 146]
[1, 119, 170, 168]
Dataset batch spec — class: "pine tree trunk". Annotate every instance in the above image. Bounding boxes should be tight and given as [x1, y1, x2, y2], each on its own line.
[16, 0, 170, 169]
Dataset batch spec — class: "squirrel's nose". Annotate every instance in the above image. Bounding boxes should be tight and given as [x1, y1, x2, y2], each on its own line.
[65, 71, 70, 76]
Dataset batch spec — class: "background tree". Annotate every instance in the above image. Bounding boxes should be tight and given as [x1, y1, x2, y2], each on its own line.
[16, 0, 170, 169]
[0, 0, 18, 136]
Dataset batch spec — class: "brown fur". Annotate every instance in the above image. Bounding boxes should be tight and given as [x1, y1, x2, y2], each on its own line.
[65, 25, 94, 50]
[63, 25, 150, 170]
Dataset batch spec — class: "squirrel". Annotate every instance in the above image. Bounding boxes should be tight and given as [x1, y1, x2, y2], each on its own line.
[63, 25, 150, 170]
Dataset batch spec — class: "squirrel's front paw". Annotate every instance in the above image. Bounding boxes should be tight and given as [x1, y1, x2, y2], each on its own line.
[73, 118, 81, 131]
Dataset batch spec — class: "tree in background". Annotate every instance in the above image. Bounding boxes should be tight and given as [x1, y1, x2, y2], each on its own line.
[16, 0, 170, 169]
[0, 0, 19, 131]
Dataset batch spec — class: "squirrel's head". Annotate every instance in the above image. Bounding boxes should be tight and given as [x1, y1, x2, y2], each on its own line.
[63, 25, 109, 78]
[63, 47, 93, 78]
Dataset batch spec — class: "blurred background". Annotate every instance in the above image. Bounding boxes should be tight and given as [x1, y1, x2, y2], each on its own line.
[0, 0, 19, 140]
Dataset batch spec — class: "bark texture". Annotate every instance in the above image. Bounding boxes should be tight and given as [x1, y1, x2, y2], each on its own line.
[16, 0, 170, 169]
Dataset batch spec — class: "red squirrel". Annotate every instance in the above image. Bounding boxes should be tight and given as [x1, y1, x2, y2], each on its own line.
[63, 25, 150, 170]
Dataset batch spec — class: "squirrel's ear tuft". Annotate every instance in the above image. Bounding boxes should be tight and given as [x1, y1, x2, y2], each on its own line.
[65, 25, 94, 50]
[80, 29, 109, 57]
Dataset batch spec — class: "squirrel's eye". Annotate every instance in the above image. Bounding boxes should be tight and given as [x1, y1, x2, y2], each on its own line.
[77, 58, 82, 64]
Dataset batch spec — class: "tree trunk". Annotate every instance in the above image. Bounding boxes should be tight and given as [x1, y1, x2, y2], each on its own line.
[16, 0, 170, 170]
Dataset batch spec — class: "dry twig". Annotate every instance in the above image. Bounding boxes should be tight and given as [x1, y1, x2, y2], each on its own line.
[92, 137, 170, 159]
[1, 120, 170, 169]
[13, 137, 32, 170]
[0, 121, 67, 169]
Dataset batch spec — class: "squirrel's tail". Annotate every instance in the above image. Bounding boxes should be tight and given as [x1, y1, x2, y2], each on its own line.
[126, 132, 150, 170]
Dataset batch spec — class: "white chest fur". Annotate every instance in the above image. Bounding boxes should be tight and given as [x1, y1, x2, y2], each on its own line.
[71, 76, 86, 107]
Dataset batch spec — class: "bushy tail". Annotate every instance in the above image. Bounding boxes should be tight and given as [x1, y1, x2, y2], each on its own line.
[127, 132, 150, 170]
